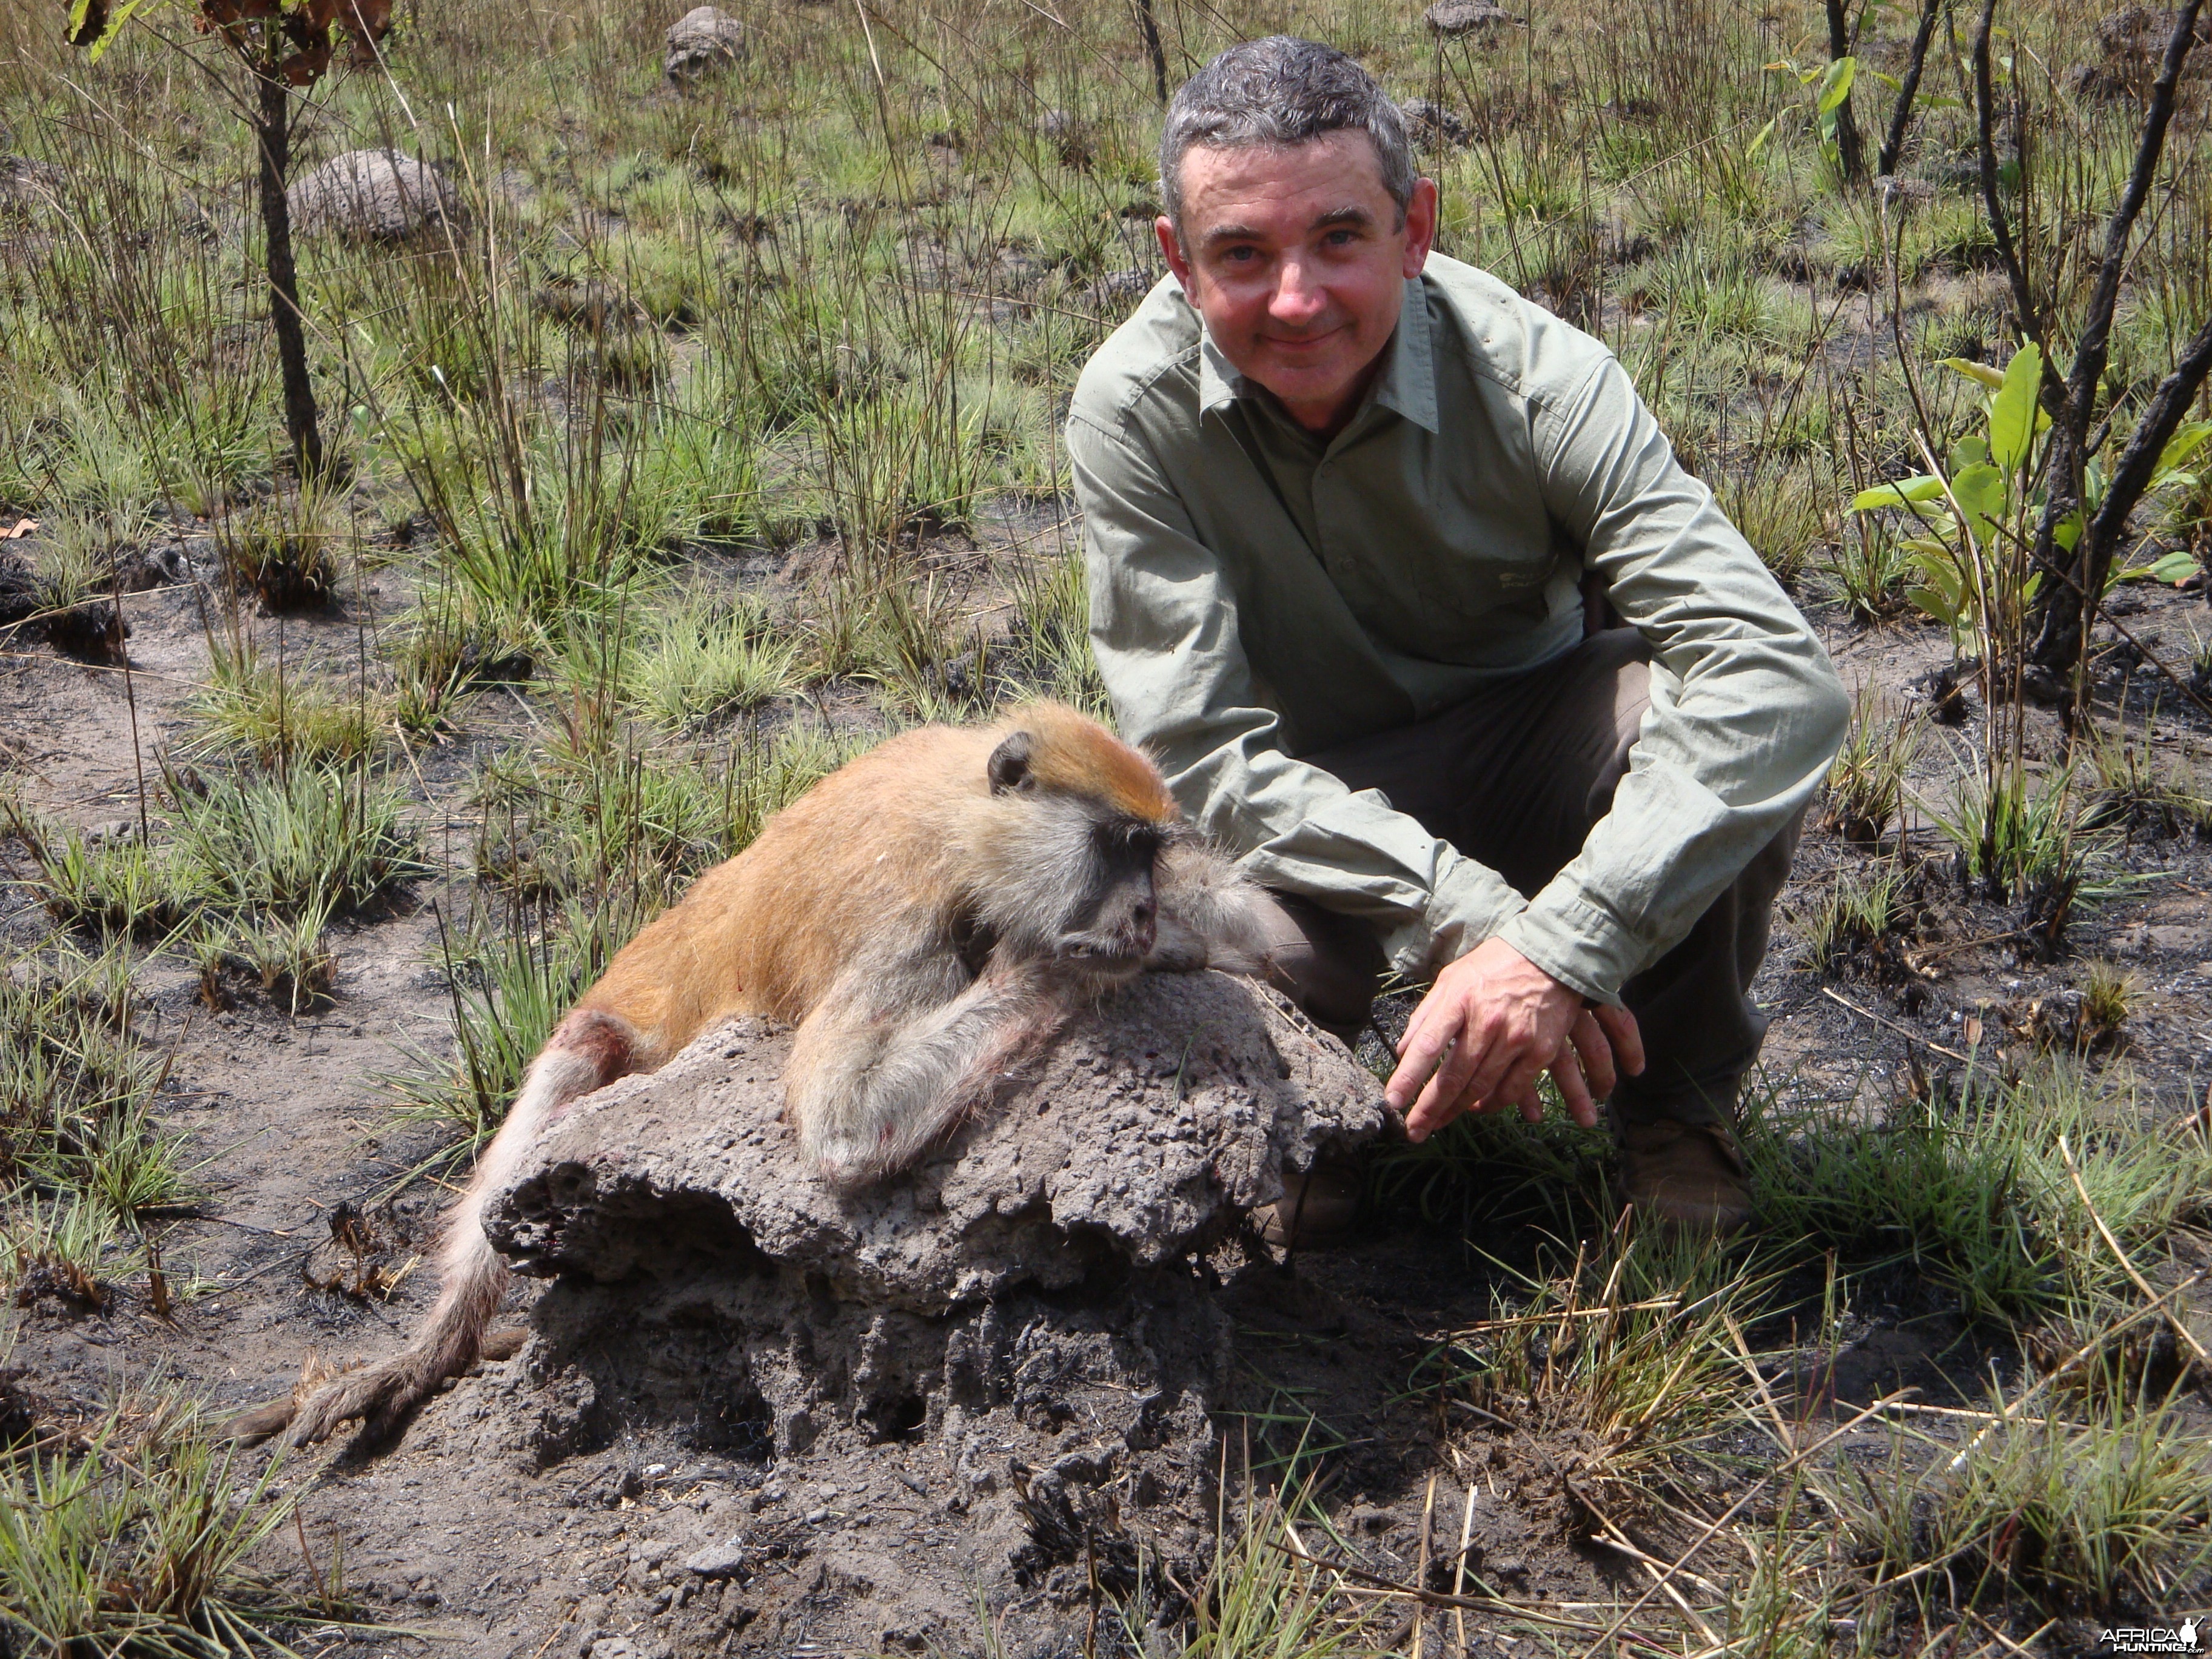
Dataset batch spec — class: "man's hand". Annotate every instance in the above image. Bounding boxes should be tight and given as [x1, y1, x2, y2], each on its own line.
[1384, 937, 1644, 1141]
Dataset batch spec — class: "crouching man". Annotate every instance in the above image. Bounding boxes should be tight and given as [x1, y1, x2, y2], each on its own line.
[1068, 38, 1848, 1234]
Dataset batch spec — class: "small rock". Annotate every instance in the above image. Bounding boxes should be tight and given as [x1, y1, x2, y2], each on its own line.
[804, 1506, 830, 1524]
[0, 155, 63, 217]
[1399, 96, 1467, 147]
[683, 1538, 747, 1578]
[288, 149, 463, 243]
[586, 1641, 642, 1659]
[1423, 1, 1524, 38]
[1091, 269, 1159, 315]
[2097, 7, 2212, 66]
[664, 6, 746, 86]
[1039, 107, 1093, 168]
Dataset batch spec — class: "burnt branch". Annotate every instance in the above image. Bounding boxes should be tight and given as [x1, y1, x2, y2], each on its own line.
[1972, 0, 2040, 351]
[1877, 0, 1946, 176]
[2025, 0, 2206, 685]
[2079, 313, 2212, 596]
[251, 58, 324, 482]
[1826, 0, 1867, 180]
[1132, 0, 1167, 103]
[2068, 0, 2202, 419]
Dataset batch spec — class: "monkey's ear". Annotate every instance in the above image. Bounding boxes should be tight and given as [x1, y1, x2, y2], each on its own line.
[987, 731, 1036, 794]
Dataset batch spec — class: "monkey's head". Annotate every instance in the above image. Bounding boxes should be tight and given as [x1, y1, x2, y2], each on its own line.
[973, 705, 1181, 981]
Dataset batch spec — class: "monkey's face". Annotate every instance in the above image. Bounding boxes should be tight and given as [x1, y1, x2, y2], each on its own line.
[985, 793, 1164, 978]
[984, 729, 1169, 979]
[1051, 813, 1165, 976]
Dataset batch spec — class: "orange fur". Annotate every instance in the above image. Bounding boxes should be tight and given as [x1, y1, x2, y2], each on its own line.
[575, 705, 1181, 1057]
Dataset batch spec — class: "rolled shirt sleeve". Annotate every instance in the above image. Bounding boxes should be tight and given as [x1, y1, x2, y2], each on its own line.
[1069, 411, 1533, 977]
[1492, 352, 1850, 1001]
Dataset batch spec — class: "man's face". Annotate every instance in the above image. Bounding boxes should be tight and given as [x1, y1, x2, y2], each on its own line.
[1158, 132, 1437, 437]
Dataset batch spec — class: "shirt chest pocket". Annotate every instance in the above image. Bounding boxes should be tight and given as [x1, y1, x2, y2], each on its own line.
[1382, 516, 1563, 640]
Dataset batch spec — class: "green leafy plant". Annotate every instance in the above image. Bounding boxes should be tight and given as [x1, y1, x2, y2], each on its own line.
[1847, 346, 2050, 654]
[1752, 53, 1858, 169]
[1850, 346, 2207, 651]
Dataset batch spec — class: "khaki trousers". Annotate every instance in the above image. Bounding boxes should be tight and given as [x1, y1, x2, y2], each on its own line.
[1266, 628, 1801, 1128]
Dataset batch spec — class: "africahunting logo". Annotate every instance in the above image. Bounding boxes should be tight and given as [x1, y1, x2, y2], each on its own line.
[2100, 1617, 2200, 1655]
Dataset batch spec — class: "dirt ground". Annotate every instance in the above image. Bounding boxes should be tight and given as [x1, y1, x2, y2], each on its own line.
[2, 521, 2210, 1657]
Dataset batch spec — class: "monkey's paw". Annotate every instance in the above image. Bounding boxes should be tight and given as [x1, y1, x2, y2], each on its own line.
[1142, 916, 1211, 973]
[288, 1353, 441, 1449]
[809, 1136, 883, 1188]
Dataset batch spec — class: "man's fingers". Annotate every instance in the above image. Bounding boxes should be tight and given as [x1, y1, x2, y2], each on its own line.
[1568, 1009, 1616, 1102]
[1385, 1004, 1458, 1113]
[1409, 1028, 1494, 1139]
[1459, 1016, 1541, 1107]
[1481, 1053, 1546, 1123]
[1549, 1038, 1598, 1129]
[1393, 996, 1432, 1061]
[1595, 1004, 1646, 1076]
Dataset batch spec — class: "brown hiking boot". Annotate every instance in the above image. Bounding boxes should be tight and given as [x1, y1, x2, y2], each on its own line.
[1617, 1117, 1754, 1236]
[1255, 1155, 1363, 1249]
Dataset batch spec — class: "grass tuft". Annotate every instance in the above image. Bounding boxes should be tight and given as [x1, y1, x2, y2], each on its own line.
[625, 591, 802, 731]
[184, 640, 390, 768]
[1743, 1061, 2212, 1324]
[1849, 1385, 2212, 1612]
[1417, 1230, 1774, 1502]
[0, 1389, 321, 1657]
[212, 488, 348, 613]
[1823, 684, 1921, 845]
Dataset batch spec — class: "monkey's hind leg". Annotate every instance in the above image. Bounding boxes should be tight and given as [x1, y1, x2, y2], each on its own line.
[286, 1008, 642, 1449]
[786, 962, 1061, 1186]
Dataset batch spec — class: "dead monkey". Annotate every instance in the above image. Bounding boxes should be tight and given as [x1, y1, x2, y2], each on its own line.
[278, 702, 1289, 1447]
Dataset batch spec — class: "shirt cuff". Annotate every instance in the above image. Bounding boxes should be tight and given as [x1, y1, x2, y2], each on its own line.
[1494, 885, 1644, 1006]
[1378, 852, 1530, 982]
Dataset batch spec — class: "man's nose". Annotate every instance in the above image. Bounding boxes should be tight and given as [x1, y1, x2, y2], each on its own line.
[1269, 257, 1329, 324]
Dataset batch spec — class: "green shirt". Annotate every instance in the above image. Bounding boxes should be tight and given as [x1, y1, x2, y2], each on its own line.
[1066, 253, 1849, 1003]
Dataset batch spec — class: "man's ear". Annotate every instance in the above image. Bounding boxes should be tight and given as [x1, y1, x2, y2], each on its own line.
[1156, 213, 1195, 298]
[1401, 176, 1439, 279]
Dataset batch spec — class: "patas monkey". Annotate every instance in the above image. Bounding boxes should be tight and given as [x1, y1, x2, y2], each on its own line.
[279, 702, 1289, 1447]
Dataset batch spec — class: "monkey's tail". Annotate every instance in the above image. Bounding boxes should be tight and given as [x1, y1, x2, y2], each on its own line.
[289, 1011, 640, 1449]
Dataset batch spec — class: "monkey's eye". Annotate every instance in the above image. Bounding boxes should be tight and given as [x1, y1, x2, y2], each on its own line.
[1097, 819, 1164, 862]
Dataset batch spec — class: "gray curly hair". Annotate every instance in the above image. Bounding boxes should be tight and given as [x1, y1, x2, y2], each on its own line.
[1158, 37, 1415, 236]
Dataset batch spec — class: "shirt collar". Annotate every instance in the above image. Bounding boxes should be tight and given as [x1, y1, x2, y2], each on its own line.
[1195, 275, 1439, 435]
